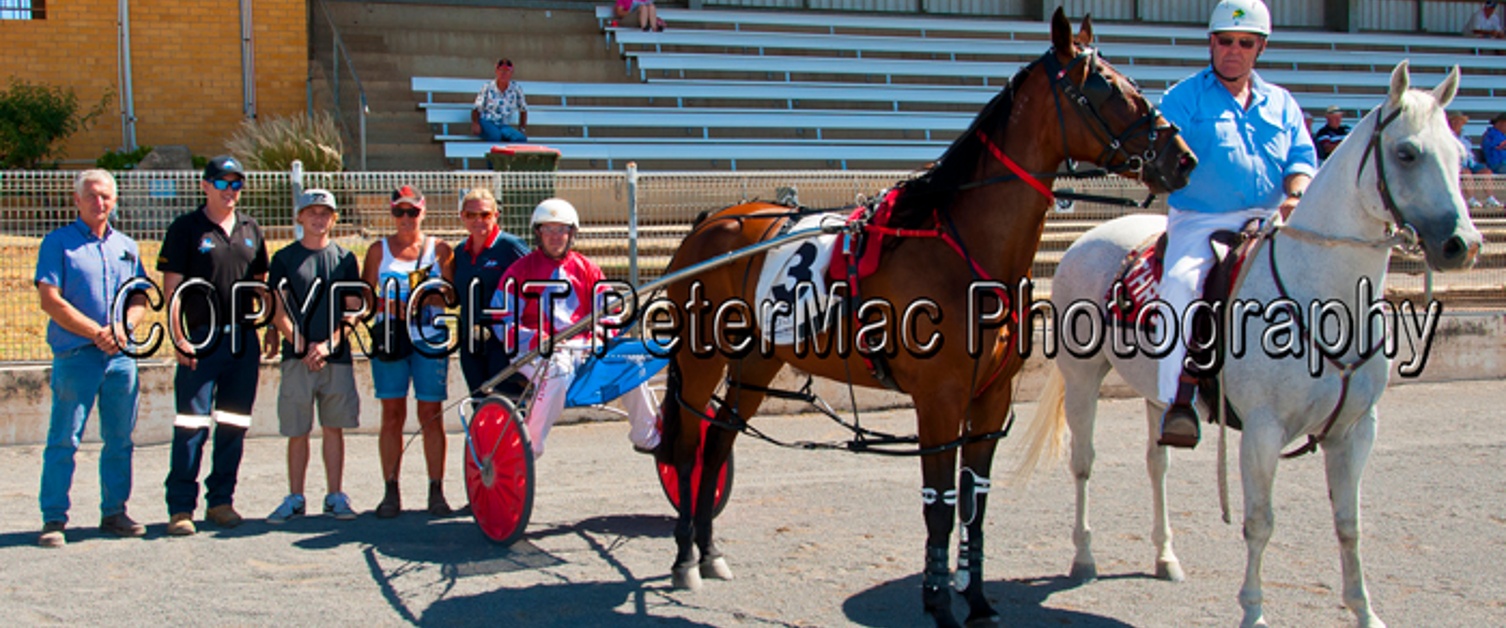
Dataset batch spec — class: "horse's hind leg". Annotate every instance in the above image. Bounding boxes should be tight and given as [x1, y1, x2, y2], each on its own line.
[1238, 416, 1284, 628]
[1323, 409, 1385, 628]
[664, 357, 726, 591]
[1143, 399, 1184, 582]
[1060, 359, 1109, 582]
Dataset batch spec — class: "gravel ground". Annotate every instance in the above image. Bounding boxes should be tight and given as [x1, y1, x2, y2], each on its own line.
[0, 379, 1502, 626]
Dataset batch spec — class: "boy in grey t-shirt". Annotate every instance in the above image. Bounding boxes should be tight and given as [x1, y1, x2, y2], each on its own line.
[265, 189, 363, 523]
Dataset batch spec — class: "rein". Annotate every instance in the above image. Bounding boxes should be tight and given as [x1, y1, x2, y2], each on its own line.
[1263, 102, 1415, 458]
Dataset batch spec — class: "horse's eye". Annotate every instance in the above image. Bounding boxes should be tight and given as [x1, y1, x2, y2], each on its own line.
[1396, 145, 1418, 164]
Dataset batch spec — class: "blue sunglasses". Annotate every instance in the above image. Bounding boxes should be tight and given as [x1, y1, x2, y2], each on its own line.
[210, 179, 245, 191]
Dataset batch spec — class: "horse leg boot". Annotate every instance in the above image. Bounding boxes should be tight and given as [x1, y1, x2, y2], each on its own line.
[955, 468, 1000, 627]
[1157, 374, 1201, 449]
[696, 427, 734, 581]
[921, 485, 961, 628]
[671, 459, 702, 591]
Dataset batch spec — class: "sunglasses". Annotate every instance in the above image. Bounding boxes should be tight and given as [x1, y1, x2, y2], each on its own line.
[537, 224, 572, 235]
[210, 179, 245, 191]
[1216, 36, 1261, 50]
[391, 207, 422, 218]
[497, 59, 514, 68]
[461, 210, 496, 220]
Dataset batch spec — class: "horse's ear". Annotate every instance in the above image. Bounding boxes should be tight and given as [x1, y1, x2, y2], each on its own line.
[1050, 7, 1072, 54]
[1431, 65, 1460, 109]
[1076, 13, 1095, 48]
[1386, 60, 1411, 110]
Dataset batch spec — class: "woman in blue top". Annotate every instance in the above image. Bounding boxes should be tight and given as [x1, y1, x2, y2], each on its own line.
[1155, 0, 1318, 448]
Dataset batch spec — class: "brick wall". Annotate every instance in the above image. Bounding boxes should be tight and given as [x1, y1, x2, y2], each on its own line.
[0, 0, 306, 164]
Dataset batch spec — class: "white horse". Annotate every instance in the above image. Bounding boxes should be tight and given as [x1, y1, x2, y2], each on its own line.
[1017, 61, 1480, 628]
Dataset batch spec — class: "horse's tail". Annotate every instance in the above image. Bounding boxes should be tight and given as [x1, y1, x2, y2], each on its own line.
[1012, 363, 1068, 484]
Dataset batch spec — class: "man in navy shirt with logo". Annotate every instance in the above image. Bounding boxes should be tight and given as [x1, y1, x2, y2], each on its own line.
[34, 169, 150, 547]
[157, 155, 270, 535]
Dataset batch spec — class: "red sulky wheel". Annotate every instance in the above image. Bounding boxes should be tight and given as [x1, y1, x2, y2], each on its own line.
[656, 416, 734, 518]
[464, 395, 534, 545]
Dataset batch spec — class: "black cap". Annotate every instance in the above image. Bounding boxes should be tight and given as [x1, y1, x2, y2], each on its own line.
[202, 155, 246, 181]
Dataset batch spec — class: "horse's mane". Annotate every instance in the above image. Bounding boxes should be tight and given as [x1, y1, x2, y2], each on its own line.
[887, 59, 1039, 230]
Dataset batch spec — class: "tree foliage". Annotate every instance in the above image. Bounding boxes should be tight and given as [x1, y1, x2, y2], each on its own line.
[0, 79, 111, 169]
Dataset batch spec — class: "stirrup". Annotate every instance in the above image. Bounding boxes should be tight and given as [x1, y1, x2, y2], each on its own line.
[1158, 403, 1200, 449]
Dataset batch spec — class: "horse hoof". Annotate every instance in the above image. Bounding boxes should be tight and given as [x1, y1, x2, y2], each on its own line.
[672, 565, 703, 591]
[1155, 559, 1185, 582]
[1069, 561, 1098, 582]
[964, 613, 1002, 627]
[699, 556, 734, 580]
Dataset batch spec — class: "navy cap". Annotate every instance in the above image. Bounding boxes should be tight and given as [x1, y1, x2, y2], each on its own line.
[202, 155, 246, 181]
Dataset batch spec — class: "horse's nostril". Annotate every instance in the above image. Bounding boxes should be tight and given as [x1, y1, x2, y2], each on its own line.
[1443, 235, 1467, 260]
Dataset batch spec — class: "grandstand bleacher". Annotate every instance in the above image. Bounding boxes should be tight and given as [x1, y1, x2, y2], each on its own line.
[415, 6, 1506, 170]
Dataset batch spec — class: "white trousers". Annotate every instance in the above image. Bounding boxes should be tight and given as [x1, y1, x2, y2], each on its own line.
[1156, 206, 1276, 404]
[518, 343, 661, 459]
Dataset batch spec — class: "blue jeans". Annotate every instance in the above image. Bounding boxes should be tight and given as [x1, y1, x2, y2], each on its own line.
[479, 118, 528, 142]
[40, 345, 139, 524]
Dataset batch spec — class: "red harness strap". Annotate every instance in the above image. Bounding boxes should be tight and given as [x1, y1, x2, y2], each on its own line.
[975, 130, 1056, 201]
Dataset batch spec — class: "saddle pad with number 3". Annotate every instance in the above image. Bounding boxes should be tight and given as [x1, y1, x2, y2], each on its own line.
[754, 213, 844, 346]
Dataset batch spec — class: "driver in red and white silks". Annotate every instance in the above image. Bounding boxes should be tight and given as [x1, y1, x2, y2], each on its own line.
[489, 198, 661, 458]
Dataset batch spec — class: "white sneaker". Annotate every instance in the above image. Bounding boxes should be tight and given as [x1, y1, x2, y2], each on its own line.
[267, 494, 306, 524]
[1469, 197, 1484, 208]
[1488, 196, 1504, 209]
[324, 492, 357, 521]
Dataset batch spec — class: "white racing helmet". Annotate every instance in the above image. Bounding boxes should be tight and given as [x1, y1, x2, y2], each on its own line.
[1208, 0, 1271, 36]
[531, 198, 580, 229]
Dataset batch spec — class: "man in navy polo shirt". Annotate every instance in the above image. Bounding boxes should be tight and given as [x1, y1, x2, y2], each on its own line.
[34, 169, 150, 547]
[157, 155, 270, 536]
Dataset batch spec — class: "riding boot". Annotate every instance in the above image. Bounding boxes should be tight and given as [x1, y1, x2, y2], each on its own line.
[1157, 374, 1201, 449]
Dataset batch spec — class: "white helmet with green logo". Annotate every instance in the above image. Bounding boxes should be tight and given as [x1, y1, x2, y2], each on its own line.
[1209, 0, 1271, 36]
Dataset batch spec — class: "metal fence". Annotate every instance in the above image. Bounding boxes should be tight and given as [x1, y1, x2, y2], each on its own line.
[3, 169, 1502, 362]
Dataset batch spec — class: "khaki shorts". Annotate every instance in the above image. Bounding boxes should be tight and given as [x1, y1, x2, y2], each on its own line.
[278, 360, 360, 437]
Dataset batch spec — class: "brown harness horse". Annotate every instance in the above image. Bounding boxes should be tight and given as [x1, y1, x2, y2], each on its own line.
[655, 10, 1196, 626]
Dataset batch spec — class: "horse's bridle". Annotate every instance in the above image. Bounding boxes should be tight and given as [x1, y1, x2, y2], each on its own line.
[1045, 47, 1175, 180]
[960, 46, 1178, 206]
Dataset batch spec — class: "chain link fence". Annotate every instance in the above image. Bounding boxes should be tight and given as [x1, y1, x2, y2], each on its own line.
[3, 169, 1502, 362]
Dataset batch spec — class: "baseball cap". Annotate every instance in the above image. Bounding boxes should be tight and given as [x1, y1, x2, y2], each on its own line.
[390, 184, 426, 209]
[202, 155, 246, 181]
[297, 188, 338, 213]
[1325, 105, 1342, 114]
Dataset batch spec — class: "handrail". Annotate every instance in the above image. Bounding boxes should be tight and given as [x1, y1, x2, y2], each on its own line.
[312, 0, 369, 170]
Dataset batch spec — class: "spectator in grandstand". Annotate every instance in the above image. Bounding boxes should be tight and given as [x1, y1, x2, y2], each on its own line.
[363, 185, 456, 518]
[1313, 105, 1350, 163]
[1449, 112, 1499, 208]
[452, 188, 529, 400]
[470, 58, 529, 143]
[1484, 112, 1506, 174]
[34, 169, 150, 547]
[159, 156, 270, 536]
[1464, 1, 1505, 39]
[1154, 0, 1317, 449]
[614, 0, 664, 32]
[489, 198, 661, 459]
[264, 189, 363, 525]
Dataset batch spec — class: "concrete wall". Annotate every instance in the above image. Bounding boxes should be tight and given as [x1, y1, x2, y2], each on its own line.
[0, 0, 306, 163]
[4, 312, 1502, 447]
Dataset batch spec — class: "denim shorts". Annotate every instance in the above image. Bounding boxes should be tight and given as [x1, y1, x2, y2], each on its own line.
[370, 352, 449, 402]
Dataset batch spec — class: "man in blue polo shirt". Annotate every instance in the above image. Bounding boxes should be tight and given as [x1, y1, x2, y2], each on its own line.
[158, 155, 270, 535]
[453, 188, 528, 400]
[34, 169, 150, 547]
[1155, 0, 1317, 448]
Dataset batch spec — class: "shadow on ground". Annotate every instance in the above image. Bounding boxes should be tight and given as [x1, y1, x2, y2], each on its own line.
[284, 512, 711, 626]
[844, 572, 1144, 627]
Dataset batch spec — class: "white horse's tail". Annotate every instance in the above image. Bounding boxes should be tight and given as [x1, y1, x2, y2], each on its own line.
[1013, 364, 1069, 484]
